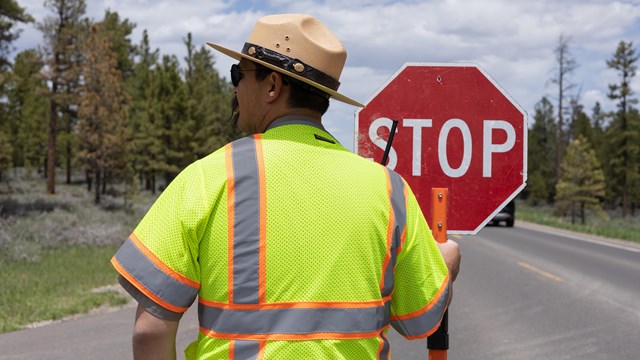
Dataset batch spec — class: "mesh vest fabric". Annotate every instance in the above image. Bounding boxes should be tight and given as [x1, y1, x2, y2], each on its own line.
[111, 120, 449, 359]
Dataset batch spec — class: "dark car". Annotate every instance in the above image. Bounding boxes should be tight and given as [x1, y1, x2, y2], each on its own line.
[490, 200, 515, 227]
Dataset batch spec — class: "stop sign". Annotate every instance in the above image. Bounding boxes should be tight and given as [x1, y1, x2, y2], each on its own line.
[355, 63, 527, 234]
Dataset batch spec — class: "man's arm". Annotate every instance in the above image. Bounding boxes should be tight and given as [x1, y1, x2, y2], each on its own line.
[437, 239, 461, 305]
[437, 239, 461, 282]
[133, 304, 180, 360]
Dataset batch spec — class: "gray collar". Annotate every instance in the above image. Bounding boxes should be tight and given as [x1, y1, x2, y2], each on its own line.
[266, 115, 327, 132]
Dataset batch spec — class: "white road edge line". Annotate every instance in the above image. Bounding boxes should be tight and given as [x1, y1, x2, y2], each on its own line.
[517, 222, 640, 253]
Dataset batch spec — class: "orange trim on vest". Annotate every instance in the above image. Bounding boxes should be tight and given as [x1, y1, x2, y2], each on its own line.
[254, 134, 268, 304]
[111, 257, 189, 313]
[229, 339, 235, 360]
[396, 182, 410, 256]
[379, 169, 394, 292]
[225, 143, 235, 303]
[199, 294, 392, 310]
[257, 341, 266, 360]
[390, 274, 450, 321]
[376, 331, 389, 360]
[401, 305, 449, 340]
[199, 325, 391, 341]
[129, 233, 200, 289]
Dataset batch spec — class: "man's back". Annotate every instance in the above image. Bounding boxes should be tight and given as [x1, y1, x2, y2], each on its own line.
[121, 119, 448, 358]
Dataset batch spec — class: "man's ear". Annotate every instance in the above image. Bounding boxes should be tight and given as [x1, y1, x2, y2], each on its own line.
[265, 71, 285, 103]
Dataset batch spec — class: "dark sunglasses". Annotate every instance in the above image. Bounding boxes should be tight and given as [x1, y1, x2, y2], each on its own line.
[230, 64, 262, 87]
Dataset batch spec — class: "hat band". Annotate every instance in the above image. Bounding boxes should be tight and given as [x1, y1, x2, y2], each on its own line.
[241, 42, 340, 91]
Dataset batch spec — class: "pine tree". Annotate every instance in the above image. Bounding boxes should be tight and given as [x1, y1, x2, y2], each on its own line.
[0, 0, 33, 184]
[550, 34, 578, 181]
[154, 54, 191, 185]
[183, 33, 236, 158]
[126, 30, 160, 193]
[0, 0, 33, 70]
[527, 97, 557, 204]
[0, 127, 11, 183]
[568, 98, 593, 145]
[555, 136, 607, 224]
[77, 23, 129, 204]
[5, 50, 49, 171]
[606, 40, 639, 217]
[38, 0, 86, 193]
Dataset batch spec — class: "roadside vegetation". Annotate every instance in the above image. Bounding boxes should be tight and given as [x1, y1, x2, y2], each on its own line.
[516, 201, 640, 243]
[0, 172, 156, 333]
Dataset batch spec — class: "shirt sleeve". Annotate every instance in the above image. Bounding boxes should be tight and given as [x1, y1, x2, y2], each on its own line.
[389, 182, 450, 340]
[111, 161, 212, 316]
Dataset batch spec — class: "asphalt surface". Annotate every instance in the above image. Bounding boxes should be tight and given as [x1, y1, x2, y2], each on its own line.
[1, 221, 639, 359]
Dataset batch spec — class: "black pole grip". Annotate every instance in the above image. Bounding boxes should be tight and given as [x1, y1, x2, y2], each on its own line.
[427, 311, 449, 350]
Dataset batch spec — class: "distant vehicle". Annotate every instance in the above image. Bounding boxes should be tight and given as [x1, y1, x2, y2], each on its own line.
[489, 200, 515, 227]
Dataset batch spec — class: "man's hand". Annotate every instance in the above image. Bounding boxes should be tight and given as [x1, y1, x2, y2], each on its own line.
[437, 240, 461, 282]
[133, 305, 179, 360]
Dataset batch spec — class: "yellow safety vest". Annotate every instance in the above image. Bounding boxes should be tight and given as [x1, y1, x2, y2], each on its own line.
[112, 116, 449, 359]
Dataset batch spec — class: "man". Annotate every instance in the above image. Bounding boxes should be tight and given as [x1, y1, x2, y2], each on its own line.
[112, 14, 460, 359]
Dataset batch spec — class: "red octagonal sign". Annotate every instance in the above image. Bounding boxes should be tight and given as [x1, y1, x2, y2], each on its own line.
[355, 63, 527, 234]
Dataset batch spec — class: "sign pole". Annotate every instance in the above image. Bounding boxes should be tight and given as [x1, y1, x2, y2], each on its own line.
[428, 188, 449, 360]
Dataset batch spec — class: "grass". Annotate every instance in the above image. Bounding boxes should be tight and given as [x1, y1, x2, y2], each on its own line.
[0, 245, 129, 333]
[0, 169, 158, 333]
[516, 201, 640, 243]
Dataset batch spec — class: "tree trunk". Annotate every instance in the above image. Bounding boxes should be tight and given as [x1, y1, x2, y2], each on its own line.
[95, 168, 101, 204]
[102, 169, 107, 194]
[580, 202, 585, 225]
[66, 134, 72, 184]
[86, 170, 92, 192]
[47, 92, 58, 194]
[570, 203, 575, 224]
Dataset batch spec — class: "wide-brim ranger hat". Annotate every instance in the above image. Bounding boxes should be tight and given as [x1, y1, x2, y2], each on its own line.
[207, 14, 364, 107]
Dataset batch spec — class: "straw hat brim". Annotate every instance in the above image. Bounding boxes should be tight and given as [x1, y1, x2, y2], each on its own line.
[207, 42, 364, 108]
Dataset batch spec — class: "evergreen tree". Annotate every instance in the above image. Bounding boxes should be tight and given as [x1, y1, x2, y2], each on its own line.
[0, 0, 33, 184]
[606, 40, 639, 217]
[555, 136, 607, 224]
[5, 50, 49, 171]
[568, 98, 593, 144]
[154, 54, 191, 185]
[550, 34, 578, 181]
[126, 30, 161, 193]
[183, 33, 235, 158]
[38, 0, 86, 193]
[0, 129, 11, 183]
[77, 23, 129, 204]
[99, 10, 135, 78]
[0, 0, 33, 70]
[590, 102, 607, 158]
[527, 97, 557, 204]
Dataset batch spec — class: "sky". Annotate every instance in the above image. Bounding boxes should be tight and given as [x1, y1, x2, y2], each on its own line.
[11, 0, 640, 150]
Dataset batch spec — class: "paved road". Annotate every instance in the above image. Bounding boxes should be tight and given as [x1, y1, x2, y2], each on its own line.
[1, 222, 639, 359]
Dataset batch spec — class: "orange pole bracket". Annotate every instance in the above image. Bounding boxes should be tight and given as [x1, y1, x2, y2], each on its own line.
[430, 188, 448, 244]
[428, 188, 448, 360]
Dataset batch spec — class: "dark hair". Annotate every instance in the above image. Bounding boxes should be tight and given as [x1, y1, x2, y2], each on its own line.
[253, 63, 330, 115]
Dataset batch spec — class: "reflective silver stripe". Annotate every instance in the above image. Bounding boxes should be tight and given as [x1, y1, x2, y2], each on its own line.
[391, 281, 450, 338]
[199, 302, 391, 335]
[381, 170, 406, 297]
[379, 332, 390, 359]
[231, 136, 261, 304]
[234, 340, 260, 360]
[113, 238, 198, 310]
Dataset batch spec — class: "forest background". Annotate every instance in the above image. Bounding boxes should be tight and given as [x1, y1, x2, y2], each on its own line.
[0, 0, 638, 332]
